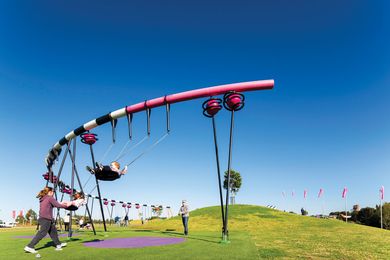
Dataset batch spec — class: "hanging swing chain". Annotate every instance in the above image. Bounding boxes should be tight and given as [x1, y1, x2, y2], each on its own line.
[116, 98, 170, 163]
[83, 182, 98, 196]
[114, 135, 149, 161]
[82, 98, 170, 186]
[82, 174, 95, 191]
[97, 118, 118, 163]
[82, 133, 149, 188]
[124, 131, 170, 167]
[99, 142, 115, 163]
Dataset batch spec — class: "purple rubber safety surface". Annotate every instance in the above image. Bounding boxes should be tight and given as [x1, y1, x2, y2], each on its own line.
[14, 233, 79, 239]
[83, 237, 185, 248]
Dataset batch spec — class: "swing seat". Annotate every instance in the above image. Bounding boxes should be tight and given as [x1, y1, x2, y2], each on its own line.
[66, 205, 79, 211]
[94, 166, 121, 181]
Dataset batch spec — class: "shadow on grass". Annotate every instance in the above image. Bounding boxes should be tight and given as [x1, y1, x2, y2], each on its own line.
[161, 231, 220, 244]
[79, 228, 222, 245]
[129, 228, 220, 244]
[30, 238, 81, 250]
[35, 241, 58, 250]
[35, 238, 80, 250]
[82, 238, 103, 243]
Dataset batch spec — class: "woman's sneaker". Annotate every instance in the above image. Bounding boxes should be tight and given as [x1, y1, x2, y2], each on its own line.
[24, 246, 38, 254]
[55, 243, 67, 251]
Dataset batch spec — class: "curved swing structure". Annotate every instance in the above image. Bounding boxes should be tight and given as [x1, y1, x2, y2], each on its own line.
[43, 79, 274, 237]
[45, 79, 273, 166]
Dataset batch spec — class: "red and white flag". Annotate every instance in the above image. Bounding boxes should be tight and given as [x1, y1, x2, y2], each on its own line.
[318, 188, 323, 198]
[342, 187, 348, 198]
[19, 210, 23, 217]
[380, 186, 385, 200]
[304, 190, 307, 199]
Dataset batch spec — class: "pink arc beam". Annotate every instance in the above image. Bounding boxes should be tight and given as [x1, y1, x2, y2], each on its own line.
[46, 79, 274, 168]
[125, 80, 274, 114]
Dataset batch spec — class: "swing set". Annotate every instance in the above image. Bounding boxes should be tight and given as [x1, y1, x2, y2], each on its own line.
[43, 80, 274, 241]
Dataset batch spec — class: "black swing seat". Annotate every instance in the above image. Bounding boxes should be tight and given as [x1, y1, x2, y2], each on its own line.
[94, 166, 121, 181]
[66, 205, 79, 211]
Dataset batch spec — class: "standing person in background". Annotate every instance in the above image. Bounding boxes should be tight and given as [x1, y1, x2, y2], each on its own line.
[78, 217, 84, 229]
[124, 215, 129, 227]
[178, 200, 189, 236]
[64, 213, 70, 231]
[24, 186, 70, 254]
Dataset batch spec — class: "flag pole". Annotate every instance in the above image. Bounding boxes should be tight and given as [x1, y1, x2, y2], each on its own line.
[345, 195, 347, 223]
[380, 198, 383, 229]
[380, 186, 384, 229]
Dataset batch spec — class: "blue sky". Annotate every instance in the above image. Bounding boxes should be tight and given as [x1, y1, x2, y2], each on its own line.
[0, 1, 389, 222]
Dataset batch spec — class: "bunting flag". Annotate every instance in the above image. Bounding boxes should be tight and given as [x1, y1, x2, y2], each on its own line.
[58, 188, 170, 209]
[304, 190, 307, 199]
[380, 186, 385, 200]
[19, 210, 23, 217]
[292, 190, 295, 197]
[12, 210, 16, 219]
[318, 188, 323, 198]
[342, 187, 348, 198]
[282, 191, 286, 198]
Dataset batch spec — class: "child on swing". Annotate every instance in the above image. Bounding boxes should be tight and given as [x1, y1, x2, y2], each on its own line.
[86, 161, 127, 177]
[62, 192, 86, 211]
[107, 161, 128, 176]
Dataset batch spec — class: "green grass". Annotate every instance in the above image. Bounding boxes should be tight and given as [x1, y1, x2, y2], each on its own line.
[1, 205, 389, 259]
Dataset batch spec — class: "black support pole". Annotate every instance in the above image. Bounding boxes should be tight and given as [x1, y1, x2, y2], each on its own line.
[68, 139, 76, 238]
[68, 148, 97, 236]
[52, 143, 71, 229]
[89, 145, 107, 232]
[83, 196, 89, 219]
[53, 143, 71, 191]
[211, 116, 225, 236]
[55, 192, 64, 232]
[223, 109, 235, 242]
[90, 197, 95, 218]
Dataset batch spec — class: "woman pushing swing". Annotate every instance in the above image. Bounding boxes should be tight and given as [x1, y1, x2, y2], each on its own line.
[24, 187, 70, 254]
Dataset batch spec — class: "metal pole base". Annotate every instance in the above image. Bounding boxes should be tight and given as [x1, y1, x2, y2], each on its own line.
[220, 228, 230, 244]
[220, 234, 231, 244]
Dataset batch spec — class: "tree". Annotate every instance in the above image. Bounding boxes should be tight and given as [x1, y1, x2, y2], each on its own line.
[15, 215, 25, 225]
[355, 207, 380, 227]
[351, 205, 360, 222]
[152, 206, 163, 218]
[223, 169, 242, 204]
[25, 209, 38, 225]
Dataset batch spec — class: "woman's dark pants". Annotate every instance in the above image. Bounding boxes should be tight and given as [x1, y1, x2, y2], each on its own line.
[27, 218, 61, 248]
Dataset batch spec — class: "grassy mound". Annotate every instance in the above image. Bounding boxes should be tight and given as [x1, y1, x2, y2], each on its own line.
[143, 204, 390, 259]
[1, 204, 389, 259]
